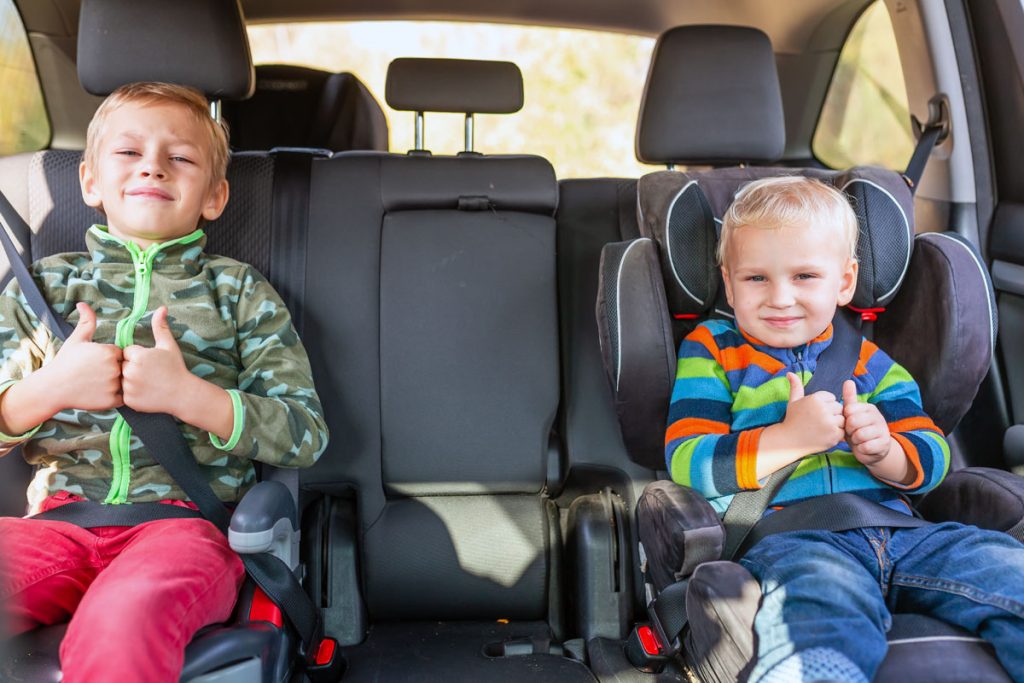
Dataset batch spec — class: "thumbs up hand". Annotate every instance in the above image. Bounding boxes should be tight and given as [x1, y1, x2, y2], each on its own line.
[842, 379, 893, 466]
[778, 372, 845, 455]
[39, 302, 123, 411]
[122, 306, 191, 415]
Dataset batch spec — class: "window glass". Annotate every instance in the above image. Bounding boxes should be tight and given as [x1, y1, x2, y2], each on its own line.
[813, 2, 913, 170]
[247, 21, 658, 179]
[0, 1, 49, 154]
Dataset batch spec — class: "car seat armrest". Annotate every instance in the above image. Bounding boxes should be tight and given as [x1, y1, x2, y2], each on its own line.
[916, 467, 1024, 538]
[636, 481, 724, 593]
[229, 480, 300, 570]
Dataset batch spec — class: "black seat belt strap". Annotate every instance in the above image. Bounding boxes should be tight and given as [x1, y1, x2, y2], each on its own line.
[721, 309, 862, 560]
[904, 94, 950, 193]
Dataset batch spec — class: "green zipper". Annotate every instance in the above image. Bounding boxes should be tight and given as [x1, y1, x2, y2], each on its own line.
[101, 228, 204, 504]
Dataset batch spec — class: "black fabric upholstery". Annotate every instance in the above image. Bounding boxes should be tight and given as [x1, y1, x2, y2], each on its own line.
[917, 467, 1024, 538]
[595, 239, 675, 470]
[77, 0, 254, 100]
[683, 561, 761, 683]
[363, 496, 549, 619]
[842, 174, 914, 309]
[380, 208, 557, 494]
[556, 180, 658, 484]
[875, 232, 997, 434]
[340, 622, 596, 682]
[378, 155, 557, 212]
[635, 26, 785, 166]
[878, 615, 1011, 682]
[222, 65, 389, 152]
[300, 152, 560, 621]
[637, 481, 723, 591]
[386, 58, 524, 114]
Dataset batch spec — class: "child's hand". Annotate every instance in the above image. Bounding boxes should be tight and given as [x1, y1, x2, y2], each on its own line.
[842, 380, 895, 466]
[780, 372, 845, 455]
[38, 302, 123, 412]
[121, 306, 193, 416]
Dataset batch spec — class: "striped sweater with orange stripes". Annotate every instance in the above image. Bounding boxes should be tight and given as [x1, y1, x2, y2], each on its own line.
[666, 319, 950, 515]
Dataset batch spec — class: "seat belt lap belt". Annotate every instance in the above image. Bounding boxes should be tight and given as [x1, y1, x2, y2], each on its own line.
[0, 190, 324, 659]
[720, 309, 934, 562]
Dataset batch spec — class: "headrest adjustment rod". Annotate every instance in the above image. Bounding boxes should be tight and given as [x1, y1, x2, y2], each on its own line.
[415, 111, 425, 151]
[209, 99, 222, 124]
[464, 113, 475, 153]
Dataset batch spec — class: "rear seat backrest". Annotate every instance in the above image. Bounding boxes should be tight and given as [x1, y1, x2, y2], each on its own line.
[299, 60, 562, 621]
[222, 64, 389, 152]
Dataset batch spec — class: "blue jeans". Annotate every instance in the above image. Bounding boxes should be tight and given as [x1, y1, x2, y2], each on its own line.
[739, 523, 1024, 682]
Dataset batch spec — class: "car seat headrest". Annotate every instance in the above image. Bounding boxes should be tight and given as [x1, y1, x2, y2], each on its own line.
[636, 25, 785, 166]
[637, 166, 914, 317]
[222, 65, 389, 151]
[385, 58, 524, 114]
[78, 0, 254, 100]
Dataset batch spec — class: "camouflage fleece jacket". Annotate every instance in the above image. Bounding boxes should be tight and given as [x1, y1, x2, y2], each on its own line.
[0, 225, 328, 512]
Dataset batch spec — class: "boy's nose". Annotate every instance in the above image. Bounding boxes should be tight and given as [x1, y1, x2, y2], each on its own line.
[767, 282, 796, 307]
[140, 159, 166, 178]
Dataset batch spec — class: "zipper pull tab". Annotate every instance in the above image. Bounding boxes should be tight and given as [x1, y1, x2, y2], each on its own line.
[135, 260, 148, 277]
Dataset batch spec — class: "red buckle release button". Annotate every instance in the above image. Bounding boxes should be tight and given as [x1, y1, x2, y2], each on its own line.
[637, 625, 662, 656]
[315, 638, 337, 666]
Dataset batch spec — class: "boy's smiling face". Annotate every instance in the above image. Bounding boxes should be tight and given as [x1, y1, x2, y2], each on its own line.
[79, 101, 228, 248]
[721, 221, 858, 348]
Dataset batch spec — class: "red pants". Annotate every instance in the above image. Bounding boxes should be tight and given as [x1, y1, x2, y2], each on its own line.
[0, 496, 245, 683]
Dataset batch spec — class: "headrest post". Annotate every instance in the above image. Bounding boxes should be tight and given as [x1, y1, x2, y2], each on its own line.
[666, 163, 675, 171]
[414, 111, 425, 151]
[464, 113, 475, 153]
[209, 99, 222, 124]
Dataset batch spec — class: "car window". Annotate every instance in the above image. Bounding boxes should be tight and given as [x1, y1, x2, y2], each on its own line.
[247, 21, 658, 179]
[0, 0, 49, 155]
[812, 1, 913, 171]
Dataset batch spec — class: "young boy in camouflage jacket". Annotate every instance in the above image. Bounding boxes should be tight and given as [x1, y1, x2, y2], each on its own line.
[0, 82, 328, 682]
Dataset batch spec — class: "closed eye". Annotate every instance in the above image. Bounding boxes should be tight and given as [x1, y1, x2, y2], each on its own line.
[116, 149, 140, 157]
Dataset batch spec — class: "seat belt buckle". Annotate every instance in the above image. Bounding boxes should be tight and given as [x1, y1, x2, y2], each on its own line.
[303, 637, 346, 682]
[625, 624, 670, 673]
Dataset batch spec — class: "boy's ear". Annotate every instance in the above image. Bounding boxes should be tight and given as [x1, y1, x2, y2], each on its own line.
[201, 179, 229, 222]
[720, 266, 735, 307]
[837, 258, 859, 306]
[79, 161, 103, 209]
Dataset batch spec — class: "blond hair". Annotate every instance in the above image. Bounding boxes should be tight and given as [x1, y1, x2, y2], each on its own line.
[84, 82, 229, 186]
[718, 176, 859, 266]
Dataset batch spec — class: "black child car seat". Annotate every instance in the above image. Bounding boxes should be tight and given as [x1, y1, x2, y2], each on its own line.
[596, 25, 1018, 683]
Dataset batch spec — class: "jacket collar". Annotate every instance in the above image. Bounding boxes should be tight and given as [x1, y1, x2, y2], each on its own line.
[85, 225, 206, 270]
[734, 319, 835, 364]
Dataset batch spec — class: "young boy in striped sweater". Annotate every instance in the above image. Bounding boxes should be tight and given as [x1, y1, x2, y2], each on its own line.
[667, 177, 1024, 682]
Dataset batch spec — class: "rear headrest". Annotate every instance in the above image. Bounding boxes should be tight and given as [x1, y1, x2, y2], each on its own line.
[637, 167, 914, 317]
[222, 65, 389, 151]
[385, 58, 523, 114]
[377, 155, 557, 215]
[78, 0, 254, 100]
[635, 25, 785, 166]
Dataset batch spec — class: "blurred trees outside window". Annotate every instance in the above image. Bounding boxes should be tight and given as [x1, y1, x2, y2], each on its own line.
[248, 21, 658, 179]
[0, 1, 48, 155]
[813, 1, 914, 170]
